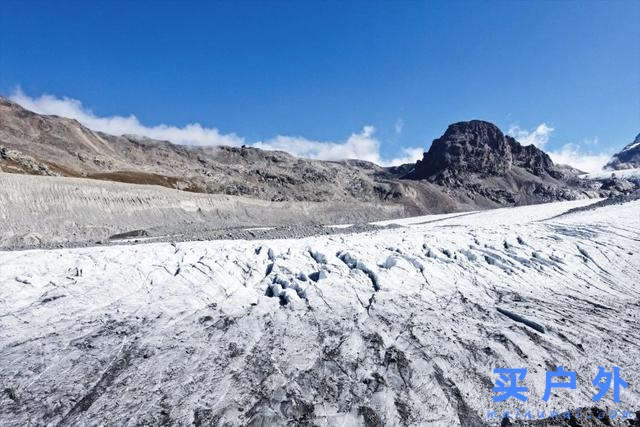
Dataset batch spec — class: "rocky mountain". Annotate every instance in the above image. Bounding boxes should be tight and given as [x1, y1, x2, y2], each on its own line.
[0, 96, 467, 217]
[402, 120, 589, 204]
[605, 132, 640, 170]
[1, 96, 625, 228]
[405, 120, 560, 181]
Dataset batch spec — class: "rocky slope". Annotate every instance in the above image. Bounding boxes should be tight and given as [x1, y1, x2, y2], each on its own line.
[0, 96, 448, 212]
[605, 133, 640, 170]
[0, 172, 406, 249]
[406, 120, 560, 180]
[403, 120, 588, 204]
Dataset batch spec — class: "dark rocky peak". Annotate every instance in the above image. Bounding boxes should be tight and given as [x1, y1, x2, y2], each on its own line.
[605, 132, 640, 170]
[507, 138, 557, 177]
[405, 120, 559, 183]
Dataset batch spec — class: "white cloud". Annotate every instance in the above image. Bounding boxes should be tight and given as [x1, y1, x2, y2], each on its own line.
[547, 144, 612, 174]
[9, 88, 424, 167]
[10, 88, 245, 147]
[254, 126, 380, 163]
[508, 122, 612, 173]
[387, 147, 424, 166]
[255, 126, 423, 166]
[394, 118, 404, 135]
[507, 123, 554, 148]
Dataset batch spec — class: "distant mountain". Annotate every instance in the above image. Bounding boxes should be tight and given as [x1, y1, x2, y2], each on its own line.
[405, 120, 562, 181]
[402, 120, 584, 204]
[605, 133, 640, 170]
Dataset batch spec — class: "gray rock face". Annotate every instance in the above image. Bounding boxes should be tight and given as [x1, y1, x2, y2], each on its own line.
[406, 120, 560, 182]
[402, 120, 595, 205]
[0, 146, 60, 176]
[605, 133, 640, 170]
[599, 176, 637, 193]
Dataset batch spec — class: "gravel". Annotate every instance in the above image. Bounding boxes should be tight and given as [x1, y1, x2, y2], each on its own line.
[4, 222, 402, 252]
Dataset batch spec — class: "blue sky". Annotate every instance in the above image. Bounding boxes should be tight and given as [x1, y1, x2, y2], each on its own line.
[1, 1, 638, 170]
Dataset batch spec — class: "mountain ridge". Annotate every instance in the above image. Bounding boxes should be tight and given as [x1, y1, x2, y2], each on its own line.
[0, 96, 613, 217]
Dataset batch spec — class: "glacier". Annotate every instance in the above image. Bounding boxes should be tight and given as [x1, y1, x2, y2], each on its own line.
[1, 199, 639, 426]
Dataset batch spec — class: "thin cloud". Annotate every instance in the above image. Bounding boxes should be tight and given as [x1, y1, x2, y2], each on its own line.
[255, 126, 424, 166]
[255, 126, 381, 163]
[547, 144, 612, 174]
[10, 88, 245, 147]
[9, 88, 424, 167]
[394, 118, 404, 135]
[507, 123, 554, 148]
